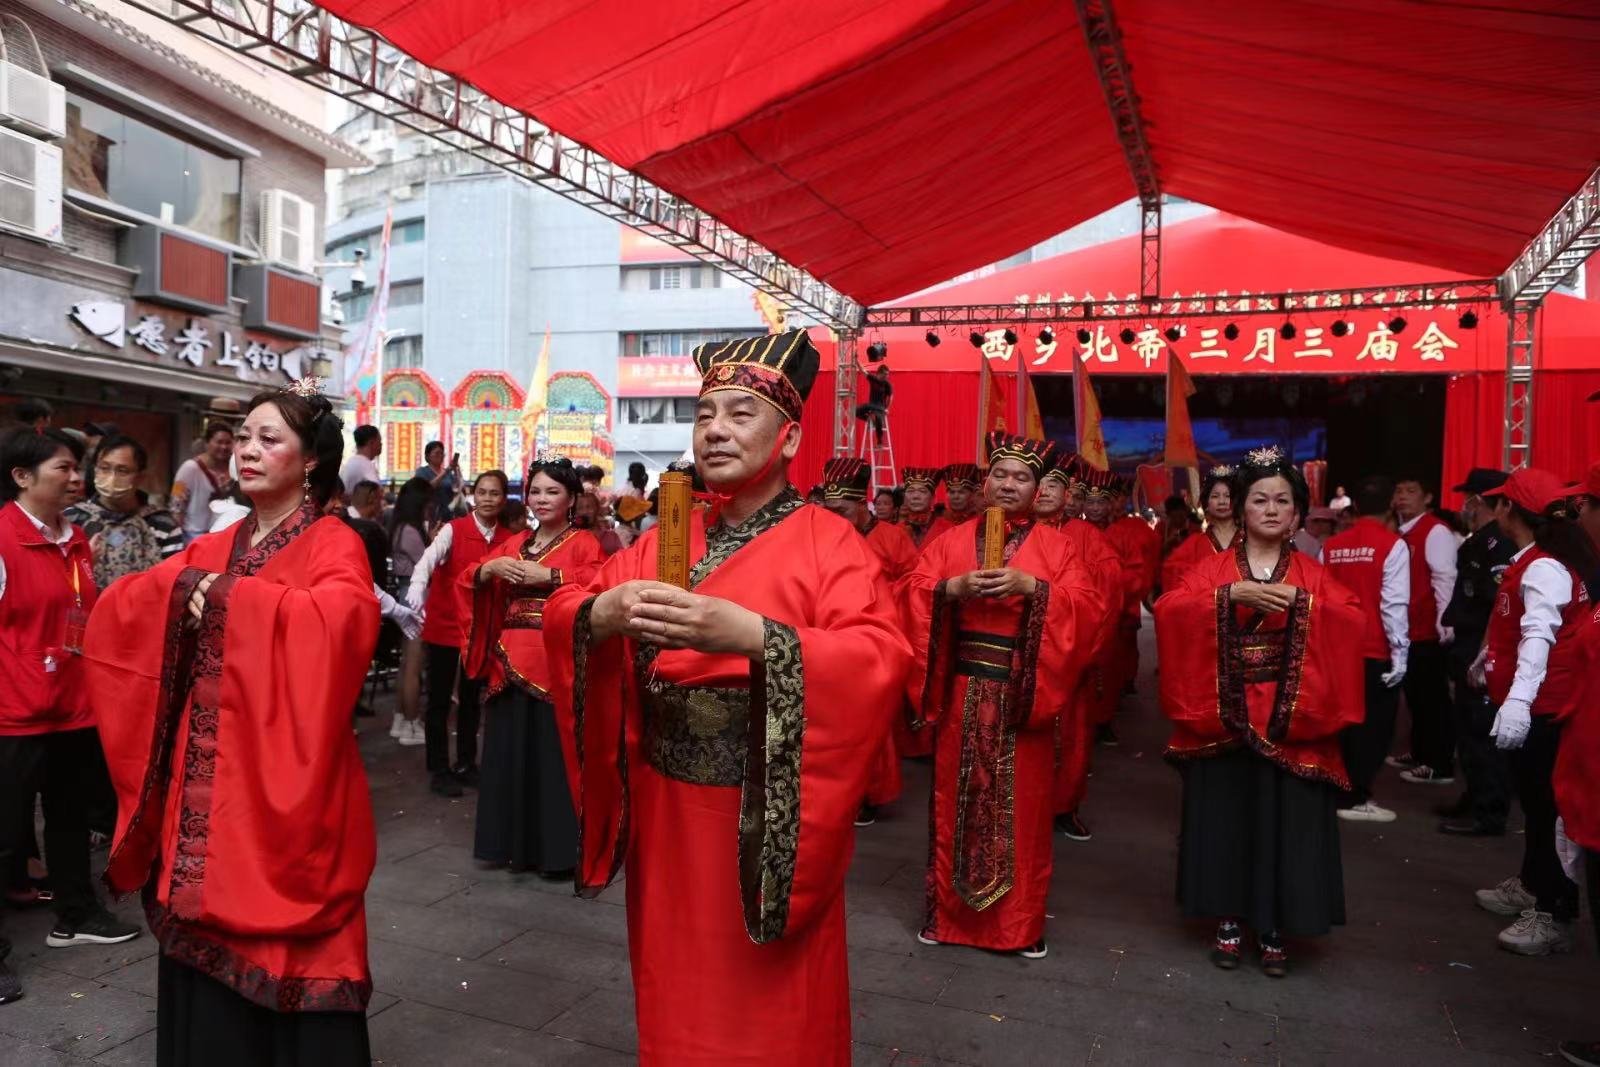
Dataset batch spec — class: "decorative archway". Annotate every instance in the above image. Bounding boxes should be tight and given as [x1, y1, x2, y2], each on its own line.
[449, 371, 527, 480]
[540, 371, 615, 477]
[376, 369, 447, 481]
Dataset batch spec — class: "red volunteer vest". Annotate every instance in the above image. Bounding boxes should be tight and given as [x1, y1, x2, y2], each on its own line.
[421, 515, 512, 648]
[1321, 518, 1404, 661]
[1484, 547, 1592, 716]
[1401, 512, 1446, 642]
[0, 501, 99, 734]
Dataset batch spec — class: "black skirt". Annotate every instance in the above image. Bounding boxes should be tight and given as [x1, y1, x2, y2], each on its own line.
[1176, 746, 1347, 938]
[475, 688, 578, 873]
[156, 954, 369, 1067]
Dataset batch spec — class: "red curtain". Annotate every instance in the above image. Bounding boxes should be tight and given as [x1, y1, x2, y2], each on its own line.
[794, 370, 986, 490]
[1442, 370, 1600, 507]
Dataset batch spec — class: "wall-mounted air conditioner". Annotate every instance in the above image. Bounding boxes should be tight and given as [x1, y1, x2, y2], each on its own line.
[259, 188, 317, 272]
[0, 125, 61, 242]
[0, 60, 64, 140]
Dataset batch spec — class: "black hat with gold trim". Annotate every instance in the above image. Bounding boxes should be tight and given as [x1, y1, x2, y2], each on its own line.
[1043, 453, 1080, 488]
[1080, 465, 1119, 499]
[819, 457, 871, 502]
[984, 431, 1058, 479]
[902, 465, 944, 491]
[943, 463, 986, 490]
[692, 328, 820, 423]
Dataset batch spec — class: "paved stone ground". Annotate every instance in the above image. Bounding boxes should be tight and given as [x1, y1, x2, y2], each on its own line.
[2, 627, 1596, 1065]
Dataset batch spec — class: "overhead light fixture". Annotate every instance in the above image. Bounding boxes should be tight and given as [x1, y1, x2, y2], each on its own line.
[1279, 322, 1297, 341]
[1038, 327, 1055, 345]
[1223, 323, 1239, 342]
[925, 330, 941, 348]
[1076, 327, 1092, 345]
[1163, 325, 1182, 342]
[865, 342, 888, 363]
[1459, 310, 1479, 330]
[1388, 316, 1407, 334]
[1003, 329, 1018, 346]
[1330, 320, 1350, 337]
[969, 331, 985, 348]
[1119, 327, 1136, 344]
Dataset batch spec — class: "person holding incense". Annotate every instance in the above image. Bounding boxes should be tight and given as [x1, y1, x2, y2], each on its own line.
[543, 329, 911, 1065]
[903, 431, 1109, 960]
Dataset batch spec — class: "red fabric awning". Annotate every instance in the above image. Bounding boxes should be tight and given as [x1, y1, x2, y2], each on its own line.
[316, 0, 1600, 306]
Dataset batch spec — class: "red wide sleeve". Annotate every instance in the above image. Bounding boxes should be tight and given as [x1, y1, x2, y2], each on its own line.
[1153, 558, 1230, 742]
[1023, 534, 1107, 730]
[1160, 533, 1204, 599]
[903, 529, 962, 724]
[460, 531, 531, 682]
[1280, 562, 1366, 740]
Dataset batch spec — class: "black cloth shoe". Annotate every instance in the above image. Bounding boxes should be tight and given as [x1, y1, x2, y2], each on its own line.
[431, 771, 465, 798]
[452, 764, 480, 789]
[1017, 939, 1047, 959]
[0, 957, 20, 1005]
[1095, 724, 1120, 747]
[1210, 920, 1242, 970]
[1433, 794, 1471, 819]
[1260, 932, 1288, 978]
[853, 805, 878, 828]
[46, 909, 140, 949]
[1439, 818, 1505, 837]
[1559, 1040, 1600, 1066]
[1054, 811, 1092, 841]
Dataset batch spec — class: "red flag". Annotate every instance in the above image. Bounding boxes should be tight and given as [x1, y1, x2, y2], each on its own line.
[1018, 355, 1044, 439]
[1073, 358, 1109, 471]
[1165, 351, 1198, 468]
[978, 355, 1008, 462]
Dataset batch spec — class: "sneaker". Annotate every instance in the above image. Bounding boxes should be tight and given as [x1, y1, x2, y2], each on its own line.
[1259, 932, 1288, 978]
[1476, 877, 1537, 917]
[1017, 938, 1048, 959]
[1400, 765, 1456, 786]
[46, 909, 140, 948]
[1054, 811, 1092, 841]
[854, 805, 878, 828]
[1558, 1039, 1600, 1066]
[398, 719, 426, 747]
[1210, 920, 1242, 970]
[1497, 909, 1575, 956]
[1095, 723, 1120, 747]
[389, 712, 407, 739]
[0, 957, 19, 1005]
[1439, 818, 1505, 837]
[430, 771, 464, 798]
[915, 931, 941, 947]
[1337, 801, 1397, 824]
[1385, 752, 1418, 769]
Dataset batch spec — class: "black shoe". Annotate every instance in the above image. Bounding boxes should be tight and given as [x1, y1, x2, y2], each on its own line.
[1210, 920, 1242, 970]
[430, 771, 464, 798]
[1017, 938, 1048, 959]
[537, 867, 575, 882]
[1095, 724, 1120, 747]
[0, 957, 20, 1005]
[1438, 818, 1505, 837]
[1259, 932, 1288, 978]
[1559, 1039, 1600, 1066]
[853, 805, 878, 828]
[452, 764, 480, 789]
[1433, 794, 1471, 819]
[46, 909, 140, 949]
[1054, 811, 1092, 841]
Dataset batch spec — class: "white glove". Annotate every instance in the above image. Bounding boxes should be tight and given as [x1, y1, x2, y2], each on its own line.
[393, 603, 424, 642]
[1381, 656, 1406, 689]
[403, 584, 426, 612]
[1490, 698, 1532, 751]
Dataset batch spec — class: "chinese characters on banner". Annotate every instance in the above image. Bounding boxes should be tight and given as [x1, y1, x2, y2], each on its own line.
[616, 356, 704, 396]
[69, 301, 313, 383]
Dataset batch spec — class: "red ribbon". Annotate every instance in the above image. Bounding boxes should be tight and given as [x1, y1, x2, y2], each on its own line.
[692, 422, 797, 523]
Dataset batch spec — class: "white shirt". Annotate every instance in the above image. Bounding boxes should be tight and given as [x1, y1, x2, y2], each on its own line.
[340, 452, 382, 495]
[1505, 544, 1574, 708]
[1399, 512, 1458, 633]
[1379, 538, 1412, 668]
[0, 501, 74, 602]
[405, 513, 497, 607]
[1329, 494, 1351, 512]
[173, 457, 229, 538]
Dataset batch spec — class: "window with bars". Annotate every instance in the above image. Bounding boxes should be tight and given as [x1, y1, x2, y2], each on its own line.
[620, 329, 765, 357]
[619, 397, 697, 424]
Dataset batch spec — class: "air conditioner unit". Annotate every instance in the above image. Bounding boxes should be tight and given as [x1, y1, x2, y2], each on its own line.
[259, 188, 316, 272]
[0, 126, 61, 242]
[0, 60, 63, 140]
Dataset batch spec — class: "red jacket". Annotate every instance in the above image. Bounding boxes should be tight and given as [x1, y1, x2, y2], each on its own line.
[1554, 608, 1600, 850]
[1321, 517, 1405, 662]
[1400, 512, 1447, 641]
[422, 515, 513, 647]
[1483, 548, 1592, 716]
[0, 501, 99, 734]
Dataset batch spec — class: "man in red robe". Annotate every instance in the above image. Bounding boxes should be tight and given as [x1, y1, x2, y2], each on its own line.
[906, 432, 1107, 959]
[942, 463, 985, 527]
[1087, 472, 1157, 742]
[818, 456, 918, 825]
[899, 466, 950, 551]
[1036, 456, 1122, 841]
[543, 330, 911, 1065]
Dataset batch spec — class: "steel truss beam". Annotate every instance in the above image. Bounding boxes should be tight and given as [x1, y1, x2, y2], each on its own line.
[118, 0, 864, 329]
[861, 280, 1498, 330]
[1500, 166, 1600, 304]
[1076, 0, 1161, 298]
[833, 332, 859, 458]
[1503, 302, 1536, 471]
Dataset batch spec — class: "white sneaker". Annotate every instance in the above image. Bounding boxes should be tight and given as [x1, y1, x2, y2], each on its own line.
[398, 719, 426, 747]
[389, 712, 407, 739]
[1497, 909, 1574, 956]
[1337, 801, 1397, 823]
[1399, 765, 1456, 786]
[1475, 877, 1537, 917]
[915, 931, 941, 946]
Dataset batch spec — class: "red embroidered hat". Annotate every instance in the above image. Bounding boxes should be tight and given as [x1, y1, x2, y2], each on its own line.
[819, 457, 870, 501]
[901, 466, 944, 491]
[1483, 467, 1576, 514]
[692, 329, 820, 423]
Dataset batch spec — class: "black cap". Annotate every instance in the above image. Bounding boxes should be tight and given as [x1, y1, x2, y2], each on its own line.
[1452, 467, 1509, 495]
[83, 421, 119, 437]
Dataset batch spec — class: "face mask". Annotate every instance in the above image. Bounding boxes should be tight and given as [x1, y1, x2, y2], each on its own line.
[95, 472, 136, 501]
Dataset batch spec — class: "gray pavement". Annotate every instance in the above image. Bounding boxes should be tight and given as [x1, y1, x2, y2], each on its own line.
[2, 627, 1596, 1064]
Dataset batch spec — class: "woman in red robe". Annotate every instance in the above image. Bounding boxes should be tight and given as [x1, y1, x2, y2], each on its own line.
[906, 433, 1106, 959]
[1160, 465, 1239, 595]
[1155, 446, 1364, 978]
[460, 454, 604, 876]
[84, 385, 379, 1065]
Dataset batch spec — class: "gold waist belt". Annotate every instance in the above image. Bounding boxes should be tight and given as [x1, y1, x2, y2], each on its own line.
[1237, 633, 1286, 683]
[641, 682, 749, 787]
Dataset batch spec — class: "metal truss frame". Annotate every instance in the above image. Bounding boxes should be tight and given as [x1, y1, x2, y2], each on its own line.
[833, 331, 859, 457]
[1500, 166, 1600, 305]
[121, 0, 865, 329]
[861, 280, 1498, 330]
[1502, 302, 1537, 471]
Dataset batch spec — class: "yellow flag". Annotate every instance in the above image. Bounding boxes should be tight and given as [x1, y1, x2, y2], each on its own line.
[1074, 358, 1109, 471]
[521, 327, 550, 447]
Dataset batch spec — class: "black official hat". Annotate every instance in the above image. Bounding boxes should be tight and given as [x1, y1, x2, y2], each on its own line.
[1452, 467, 1509, 496]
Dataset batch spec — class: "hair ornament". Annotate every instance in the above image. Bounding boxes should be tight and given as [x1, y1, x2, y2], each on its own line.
[1210, 463, 1235, 478]
[534, 449, 572, 467]
[285, 376, 323, 398]
[1245, 445, 1285, 467]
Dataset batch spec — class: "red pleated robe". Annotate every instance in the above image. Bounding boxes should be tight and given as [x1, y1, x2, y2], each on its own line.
[861, 516, 919, 806]
[84, 507, 380, 1011]
[1044, 517, 1123, 815]
[905, 519, 1105, 950]
[893, 512, 952, 758]
[1094, 516, 1159, 723]
[544, 495, 911, 1065]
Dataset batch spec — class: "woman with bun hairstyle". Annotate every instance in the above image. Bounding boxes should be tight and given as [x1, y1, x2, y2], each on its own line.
[461, 453, 604, 876]
[83, 383, 381, 1065]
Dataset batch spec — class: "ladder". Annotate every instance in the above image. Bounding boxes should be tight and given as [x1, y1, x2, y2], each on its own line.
[856, 412, 897, 498]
